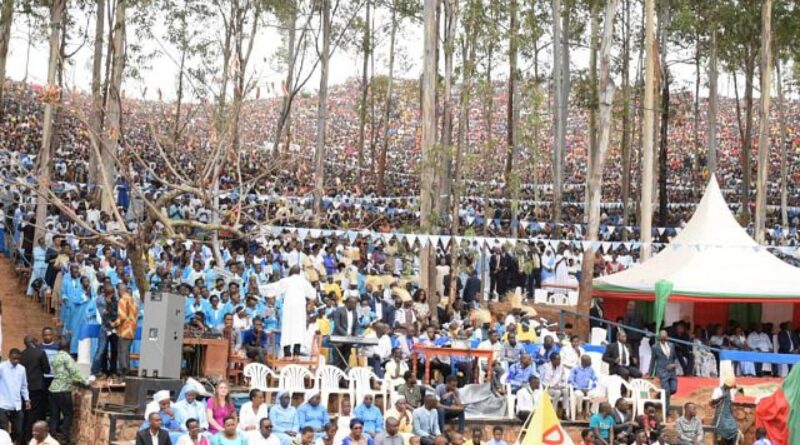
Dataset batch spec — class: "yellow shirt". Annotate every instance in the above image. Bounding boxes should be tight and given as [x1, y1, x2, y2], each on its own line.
[503, 326, 538, 344]
[322, 282, 343, 303]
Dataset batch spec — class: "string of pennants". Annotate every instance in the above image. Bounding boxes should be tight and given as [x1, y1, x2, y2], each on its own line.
[257, 224, 800, 256]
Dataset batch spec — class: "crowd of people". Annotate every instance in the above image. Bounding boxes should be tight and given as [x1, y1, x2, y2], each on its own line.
[0, 75, 795, 445]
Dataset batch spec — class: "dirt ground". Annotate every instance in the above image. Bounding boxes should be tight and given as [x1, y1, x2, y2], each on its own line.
[0, 258, 52, 358]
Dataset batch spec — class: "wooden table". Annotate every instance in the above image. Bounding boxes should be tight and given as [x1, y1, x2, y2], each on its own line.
[412, 345, 495, 384]
[183, 337, 229, 378]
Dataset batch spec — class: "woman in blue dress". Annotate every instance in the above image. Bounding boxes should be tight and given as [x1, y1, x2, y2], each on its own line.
[296, 392, 329, 439]
[269, 391, 299, 445]
[27, 238, 47, 295]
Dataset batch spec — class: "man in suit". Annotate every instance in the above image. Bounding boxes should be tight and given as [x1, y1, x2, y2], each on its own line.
[20, 336, 50, 445]
[135, 413, 171, 445]
[489, 247, 501, 299]
[778, 322, 800, 371]
[369, 288, 396, 328]
[602, 330, 642, 379]
[652, 330, 679, 410]
[331, 296, 359, 369]
[462, 270, 481, 308]
[612, 399, 636, 445]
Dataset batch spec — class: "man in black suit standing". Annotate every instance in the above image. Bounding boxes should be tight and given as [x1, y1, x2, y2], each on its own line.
[652, 330, 678, 410]
[135, 413, 171, 445]
[778, 322, 800, 371]
[332, 296, 359, 369]
[489, 247, 501, 300]
[20, 336, 50, 445]
[602, 330, 642, 379]
[462, 270, 481, 308]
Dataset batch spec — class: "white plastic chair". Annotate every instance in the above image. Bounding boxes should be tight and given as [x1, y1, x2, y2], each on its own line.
[567, 291, 579, 306]
[499, 373, 516, 419]
[533, 289, 548, 304]
[630, 378, 667, 421]
[348, 367, 389, 412]
[243, 363, 280, 402]
[567, 384, 594, 421]
[604, 375, 636, 414]
[547, 293, 570, 305]
[590, 328, 608, 345]
[279, 364, 317, 400]
[316, 365, 351, 413]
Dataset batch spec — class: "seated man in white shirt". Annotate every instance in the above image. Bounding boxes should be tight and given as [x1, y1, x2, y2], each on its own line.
[746, 323, 773, 376]
[384, 348, 410, 390]
[515, 376, 541, 422]
[366, 322, 393, 378]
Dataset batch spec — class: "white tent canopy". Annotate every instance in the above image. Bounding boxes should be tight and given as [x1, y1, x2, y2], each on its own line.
[593, 177, 800, 302]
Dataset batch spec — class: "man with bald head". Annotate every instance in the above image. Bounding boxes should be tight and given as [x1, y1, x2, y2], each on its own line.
[30, 421, 58, 445]
[374, 417, 403, 445]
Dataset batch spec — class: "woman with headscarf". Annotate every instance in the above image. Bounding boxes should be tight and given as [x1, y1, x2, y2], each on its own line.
[206, 381, 236, 435]
[710, 376, 739, 445]
[175, 379, 210, 433]
[142, 390, 183, 443]
[341, 419, 374, 445]
[269, 391, 299, 445]
[540, 248, 556, 285]
[238, 389, 268, 433]
[296, 392, 329, 439]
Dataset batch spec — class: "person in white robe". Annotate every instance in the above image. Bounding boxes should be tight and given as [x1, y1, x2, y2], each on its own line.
[279, 265, 316, 357]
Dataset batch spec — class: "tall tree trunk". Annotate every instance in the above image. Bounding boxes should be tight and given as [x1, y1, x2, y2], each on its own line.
[657, 0, 670, 227]
[35, 0, 65, 244]
[448, 12, 474, 305]
[378, 4, 397, 195]
[504, 0, 518, 183]
[707, 28, 718, 176]
[741, 55, 755, 223]
[356, 0, 370, 170]
[437, 0, 456, 217]
[420, 0, 438, 310]
[0, 0, 14, 122]
[551, 0, 564, 224]
[585, 0, 599, 217]
[776, 61, 787, 228]
[101, 0, 126, 213]
[88, 0, 104, 186]
[578, 0, 617, 337]
[640, 0, 656, 260]
[273, 1, 297, 153]
[620, 0, 632, 238]
[754, 0, 772, 244]
[313, 0, 331, 228]
[174, 48, 186, 142]
[693, 34, 700, 181]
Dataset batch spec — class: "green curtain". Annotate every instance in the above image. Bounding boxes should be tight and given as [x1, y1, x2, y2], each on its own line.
[728, 303, 762, 328]
[635, 301, 655, 325]
[653, 280, 674, 334]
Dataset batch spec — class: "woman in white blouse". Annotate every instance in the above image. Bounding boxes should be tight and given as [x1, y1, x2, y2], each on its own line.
[238, 389, 269, 432]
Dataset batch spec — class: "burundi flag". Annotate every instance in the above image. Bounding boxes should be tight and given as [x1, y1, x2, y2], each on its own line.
[755, 364, 800, 445]
[520, 392, 575, 445]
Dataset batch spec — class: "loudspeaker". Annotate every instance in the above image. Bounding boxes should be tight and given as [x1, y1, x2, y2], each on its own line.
[124, 376, 183, 412]
[138, 292, 184, 379]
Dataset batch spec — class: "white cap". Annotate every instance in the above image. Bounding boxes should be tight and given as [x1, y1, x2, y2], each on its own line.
[153, 390, 171, 403]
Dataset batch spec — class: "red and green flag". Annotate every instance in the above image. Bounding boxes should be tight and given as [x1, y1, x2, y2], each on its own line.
[755, 364, 800, 445]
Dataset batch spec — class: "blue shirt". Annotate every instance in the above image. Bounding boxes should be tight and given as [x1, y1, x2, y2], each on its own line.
[569, 366, 598, 391]
[296, 402, 330, 431]
[534, 345, 561, 366]
[354, 403, 384, 435]
[507, 363, 536, 390]
[0, 361, 29, 410]
[241, 329, 268, 349]
[412, 407, 440, 437]
[589, 413, 614, 439]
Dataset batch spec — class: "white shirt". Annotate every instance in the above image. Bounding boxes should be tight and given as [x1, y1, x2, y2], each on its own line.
[746, 332, 772, 352]
[0, 429, 10, 445]
[247, 431, 281, 445]
[516, 386, 541, 414]
[346, 310, 355, 335]
[619, 343, 629, 366]
[238, 401, 269, 432]
[712, 387, 737, 402]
